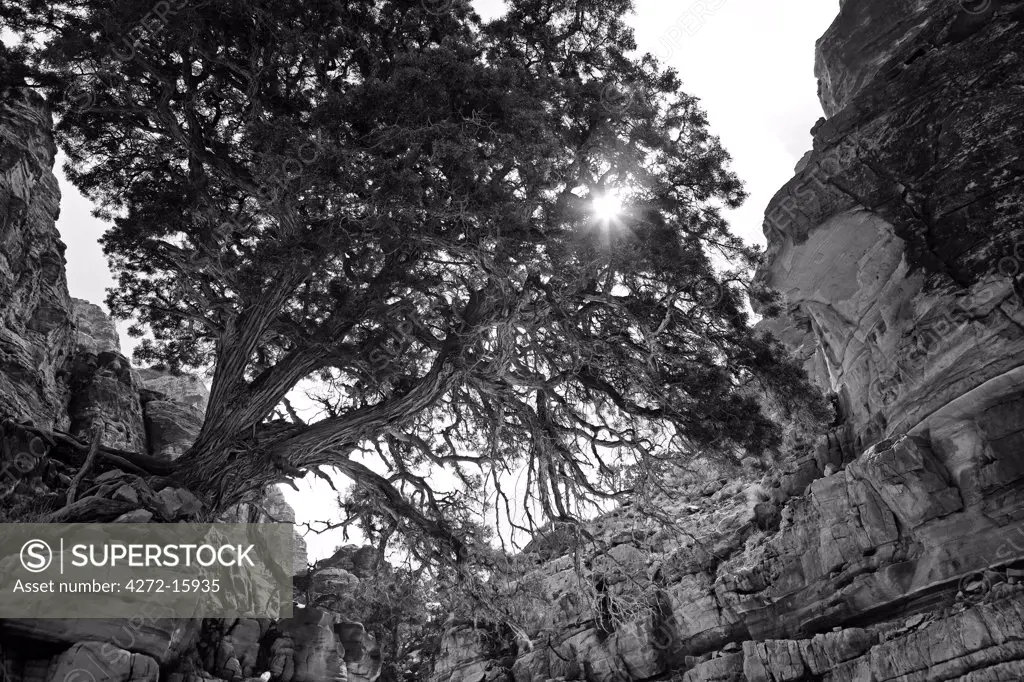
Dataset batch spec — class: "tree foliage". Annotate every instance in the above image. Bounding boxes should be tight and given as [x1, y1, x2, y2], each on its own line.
[2, 0, 828, 564]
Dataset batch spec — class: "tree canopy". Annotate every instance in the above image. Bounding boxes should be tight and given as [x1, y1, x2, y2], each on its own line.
[2, 0, 827, 566]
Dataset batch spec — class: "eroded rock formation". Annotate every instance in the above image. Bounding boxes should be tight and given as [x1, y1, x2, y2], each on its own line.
[0, 87, 339, 682]
[430, 1, 1024, 681]
[5, 0, 1024, 680]
[763, 0, 1024, 437]
[0, 88, 73, 432]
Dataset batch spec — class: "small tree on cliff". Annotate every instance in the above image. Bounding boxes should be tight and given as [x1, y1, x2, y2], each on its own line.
[4, 0, 826, 562]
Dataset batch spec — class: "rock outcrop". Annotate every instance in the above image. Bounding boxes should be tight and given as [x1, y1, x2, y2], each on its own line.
[0, 88, 73, 431]
[429, 1, 1024, 681]
[763, 0, 1024, 437]
[137, 366, 210, 413]
[813, 0, 938, 118]
[71, 297, 121, 355]
[6, 1, 1024, 680]
[0, 87, 340, 682]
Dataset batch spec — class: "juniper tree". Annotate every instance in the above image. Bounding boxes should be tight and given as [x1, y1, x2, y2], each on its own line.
[4, 0, 826, 563]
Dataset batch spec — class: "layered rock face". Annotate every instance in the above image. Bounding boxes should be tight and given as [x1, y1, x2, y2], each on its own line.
[0, 88, 73, 431]
[814, 0, 938, 118]
[764, 0, 1024, 438]
[0, 90, 335, 682]
[7, 0, 1024, 680]
[431, 1, 1024, 681]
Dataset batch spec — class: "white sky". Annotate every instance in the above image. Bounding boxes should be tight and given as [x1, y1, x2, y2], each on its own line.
[51, 0, 838, 560]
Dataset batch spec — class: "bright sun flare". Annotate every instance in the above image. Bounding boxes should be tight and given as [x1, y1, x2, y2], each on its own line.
[591, 192, 624, 222]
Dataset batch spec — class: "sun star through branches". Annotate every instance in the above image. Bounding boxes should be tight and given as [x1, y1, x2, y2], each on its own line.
[591, 191, 625, 224]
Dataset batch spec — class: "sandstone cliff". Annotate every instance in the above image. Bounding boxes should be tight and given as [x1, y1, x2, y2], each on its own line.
[0, 88, 73, 432]
[429, 1, 1024, 681]
[5, 0, 1024, 680]
[0, 85, 362, 682]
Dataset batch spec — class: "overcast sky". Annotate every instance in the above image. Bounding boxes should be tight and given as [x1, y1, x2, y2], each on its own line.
[52, 0, 839, 559]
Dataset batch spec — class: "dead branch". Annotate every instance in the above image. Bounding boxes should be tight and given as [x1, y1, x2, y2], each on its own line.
[41, 495, 135, 523]
[65, 426, 102, 506]
[2, 418, 172, 477]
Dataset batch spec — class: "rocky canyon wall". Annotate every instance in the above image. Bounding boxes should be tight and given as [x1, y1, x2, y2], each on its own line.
[5, 0, 1024, 680]
[0, 88, 73, 432]
[429, 1, 1024, 681]
[0, 84, 375, 682]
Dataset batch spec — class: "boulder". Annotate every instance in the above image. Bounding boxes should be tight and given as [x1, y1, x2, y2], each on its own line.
[336, 622, 382, 682]
[311, 568, 360, 606]
[48, 641, 158, 682]
[153, 486, 204, 520]
[0, 618, 199, 664]
[112, 509, 153, 523]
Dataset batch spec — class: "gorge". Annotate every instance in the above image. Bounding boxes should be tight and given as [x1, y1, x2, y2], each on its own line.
[2, 0, 1023, 680]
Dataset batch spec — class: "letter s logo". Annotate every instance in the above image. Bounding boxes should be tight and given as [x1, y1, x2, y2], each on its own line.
[20, 539, 53, 573]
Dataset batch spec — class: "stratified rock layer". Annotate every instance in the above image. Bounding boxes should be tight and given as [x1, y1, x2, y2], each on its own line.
[0, 89, 73, 430]
[763, 0, 1024, 436]
[0, 89, 334, 682]
[431, 1, 1024, 681]
[71, 297, 120, 354]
